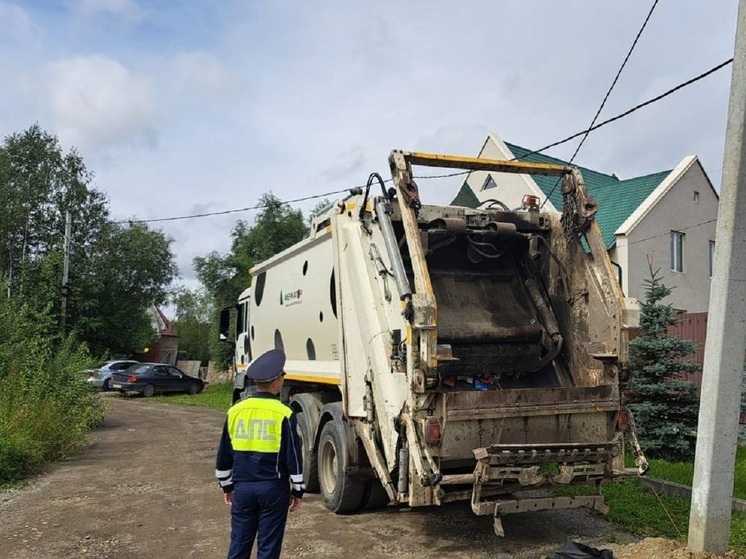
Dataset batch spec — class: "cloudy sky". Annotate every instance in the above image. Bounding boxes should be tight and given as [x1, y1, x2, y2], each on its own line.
[0, 0, 739, 299]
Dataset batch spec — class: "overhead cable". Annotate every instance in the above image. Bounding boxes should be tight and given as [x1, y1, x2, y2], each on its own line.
[541, 0, 659, 208]
[117, 58, 733, 225]
[524, 58, 733, 163]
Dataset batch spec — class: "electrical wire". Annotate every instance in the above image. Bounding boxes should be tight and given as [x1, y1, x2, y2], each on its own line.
[569, 0, 660, 166]
[523, 58, 733, 164]
[540, 0, 659, 209]
[117, 188, 352, 224]
[116, 57, 732, 226]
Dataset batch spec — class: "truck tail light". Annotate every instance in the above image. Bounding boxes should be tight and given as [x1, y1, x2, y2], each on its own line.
[617, 406, 629, 428]
[424, 417, 441, 445]
[522, 194, 540, 210]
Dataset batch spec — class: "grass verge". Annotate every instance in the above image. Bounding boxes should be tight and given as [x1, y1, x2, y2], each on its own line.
[147, 382, 233, 412]
[556, 476, 746, 554]
[645, 446, 746, 500]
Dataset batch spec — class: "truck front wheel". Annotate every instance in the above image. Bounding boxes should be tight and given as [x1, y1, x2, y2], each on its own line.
[318, 419, 365, 513]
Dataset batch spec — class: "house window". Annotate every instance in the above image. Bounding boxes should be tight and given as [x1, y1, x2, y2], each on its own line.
[481, 175, 498, 191]
[671, 231, 684, 272]
[709, 240, 716, 277]
[693, 191, 700, 203]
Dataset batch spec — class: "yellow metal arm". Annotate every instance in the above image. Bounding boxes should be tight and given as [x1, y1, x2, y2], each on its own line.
[390, 150, 569, 177]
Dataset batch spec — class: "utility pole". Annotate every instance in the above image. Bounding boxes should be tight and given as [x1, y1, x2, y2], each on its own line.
[61, 210, 71, 337]
[688, 0, 746, 552]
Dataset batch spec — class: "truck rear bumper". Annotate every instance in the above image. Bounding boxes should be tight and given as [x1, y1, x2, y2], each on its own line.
[478, 495, 610, 537]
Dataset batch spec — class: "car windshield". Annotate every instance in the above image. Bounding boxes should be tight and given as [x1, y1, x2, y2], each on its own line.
[128, 365, 150, 375]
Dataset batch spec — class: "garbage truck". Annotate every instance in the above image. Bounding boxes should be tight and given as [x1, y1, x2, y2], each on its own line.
[219, 150, 648, 535]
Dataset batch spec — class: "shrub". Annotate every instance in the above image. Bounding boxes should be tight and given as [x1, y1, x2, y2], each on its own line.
[625, 265, 699, 461]
[0, 290, 102, 485]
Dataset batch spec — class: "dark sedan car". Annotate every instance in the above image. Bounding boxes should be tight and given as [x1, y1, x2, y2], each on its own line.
[111, 363, 204, 397]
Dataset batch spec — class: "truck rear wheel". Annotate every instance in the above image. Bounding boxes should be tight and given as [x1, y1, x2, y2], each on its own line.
[296, 409, 320, 493]
[318, 419, 365, 513]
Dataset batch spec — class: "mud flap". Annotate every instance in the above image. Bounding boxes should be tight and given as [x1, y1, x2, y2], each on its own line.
[491, 496, 609, 537]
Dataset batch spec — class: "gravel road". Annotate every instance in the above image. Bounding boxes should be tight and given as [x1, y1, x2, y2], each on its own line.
[0, 396, 637, 558]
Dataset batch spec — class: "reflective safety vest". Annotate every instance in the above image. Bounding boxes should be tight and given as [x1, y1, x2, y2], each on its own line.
[227, 396, 292, 453]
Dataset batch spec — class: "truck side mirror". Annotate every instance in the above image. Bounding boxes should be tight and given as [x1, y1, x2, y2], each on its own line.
[218, 307, 233, 344]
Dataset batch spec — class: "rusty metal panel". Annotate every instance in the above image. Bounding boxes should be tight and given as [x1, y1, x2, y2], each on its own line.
[440, 414, 615, 459]
[672, 312, 707, 388]
[629, 311, 707, 389]
[444, 385, 619, 416]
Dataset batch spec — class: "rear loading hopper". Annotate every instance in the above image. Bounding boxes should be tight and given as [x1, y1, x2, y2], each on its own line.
[229, 150, 648, 535]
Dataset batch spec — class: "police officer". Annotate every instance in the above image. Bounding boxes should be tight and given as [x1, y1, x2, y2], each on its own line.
[215, 349, 304, 559]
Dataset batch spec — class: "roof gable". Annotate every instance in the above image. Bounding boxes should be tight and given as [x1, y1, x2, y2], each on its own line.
[451, 180, 481, 208]
[616, 155, 703, 237]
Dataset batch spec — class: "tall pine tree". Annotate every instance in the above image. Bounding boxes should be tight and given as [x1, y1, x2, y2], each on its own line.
[625, 264, 700, 461]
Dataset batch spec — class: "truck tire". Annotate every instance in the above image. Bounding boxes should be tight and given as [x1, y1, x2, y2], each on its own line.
[296, 409, 320, 493]
[318, 419, 365, 513]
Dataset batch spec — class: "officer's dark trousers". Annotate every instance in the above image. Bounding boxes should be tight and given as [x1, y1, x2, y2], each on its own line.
[228, 480, 290, 559]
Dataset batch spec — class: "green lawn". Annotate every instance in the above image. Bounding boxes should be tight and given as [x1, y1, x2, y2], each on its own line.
[148, 382, 233, 411]
[646, 446, 746, 500]
[555, 448, 746, 554]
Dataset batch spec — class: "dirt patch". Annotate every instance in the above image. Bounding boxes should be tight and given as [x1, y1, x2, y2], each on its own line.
[0, 396, 677, 558]
[611, 537, 742, 559]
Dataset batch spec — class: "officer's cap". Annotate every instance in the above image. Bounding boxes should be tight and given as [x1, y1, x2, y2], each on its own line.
[247, 349, 286, 383]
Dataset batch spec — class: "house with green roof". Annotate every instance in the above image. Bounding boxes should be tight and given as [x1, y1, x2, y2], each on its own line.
[451, 133, 719, 312]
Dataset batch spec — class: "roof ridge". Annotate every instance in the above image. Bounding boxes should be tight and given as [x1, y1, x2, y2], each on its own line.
[505, 141, 671, 184]
[616, 168, 673, 183]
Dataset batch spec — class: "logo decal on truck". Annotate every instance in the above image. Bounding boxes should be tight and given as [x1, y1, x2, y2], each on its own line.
[280, 288, 303, 307]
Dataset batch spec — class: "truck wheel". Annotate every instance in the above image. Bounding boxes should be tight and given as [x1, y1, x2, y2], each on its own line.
[296, 411, 320, 493]
[361, 479, 390, 510]
[318, 419, 365, 513]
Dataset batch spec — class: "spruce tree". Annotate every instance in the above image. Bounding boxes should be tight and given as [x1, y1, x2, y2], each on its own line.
[625, 266, 700, 461]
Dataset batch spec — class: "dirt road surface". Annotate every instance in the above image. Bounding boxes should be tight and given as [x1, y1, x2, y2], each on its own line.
[0, 397, 636, 559]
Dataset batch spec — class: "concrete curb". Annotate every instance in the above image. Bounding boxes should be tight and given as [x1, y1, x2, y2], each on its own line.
[638, 476, 746, 513]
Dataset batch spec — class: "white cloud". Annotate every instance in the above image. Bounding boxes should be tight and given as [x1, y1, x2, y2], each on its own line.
[3, 0, 734, 291]
[71, 0, 143, 22]
[0, 2, 38, 44]
[48, 55, 155, 151]
[174, 52, 231, 95]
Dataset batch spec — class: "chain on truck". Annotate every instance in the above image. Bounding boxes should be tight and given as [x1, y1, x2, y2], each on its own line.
[219, 150, 649, 536]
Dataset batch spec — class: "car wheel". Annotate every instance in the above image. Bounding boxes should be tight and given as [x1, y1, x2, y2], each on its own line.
[318, 419, 365, 514]
[187, 382, 200, 395]
[143, 384, 156, 397]
[102, 379, 111, 392]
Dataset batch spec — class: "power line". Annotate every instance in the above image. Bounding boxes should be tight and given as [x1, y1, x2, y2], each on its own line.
[626, 217, 717, 247]
[117, 171, 471, 224]
[570, 0, 660, 165]
[118, 58, 732, 226]
[541, 0, 659, 208]
[117, 188, 352, 224]
[522, 58, 733, 163]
